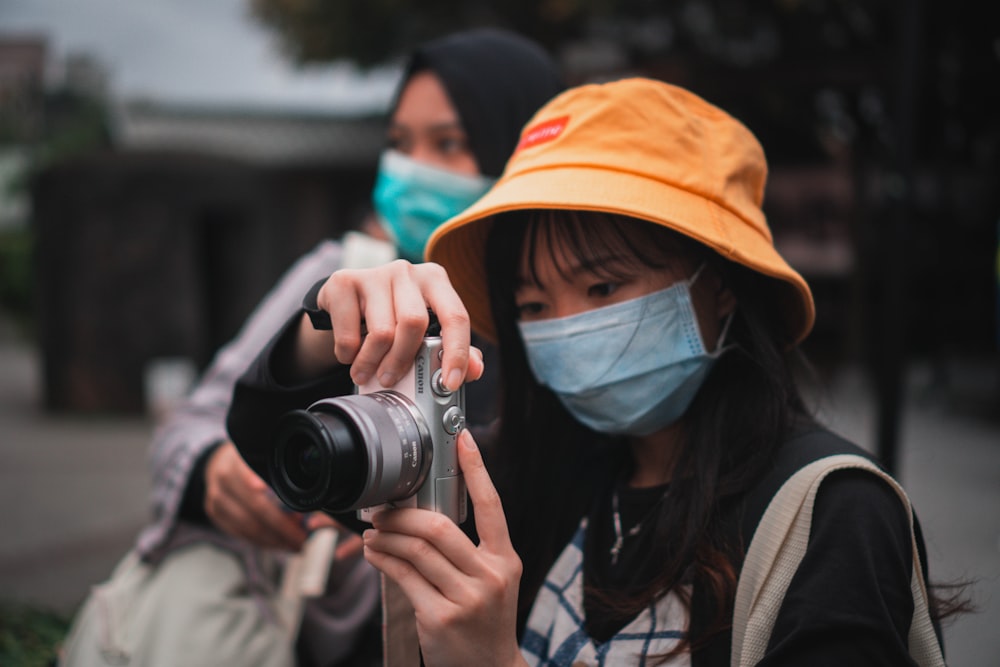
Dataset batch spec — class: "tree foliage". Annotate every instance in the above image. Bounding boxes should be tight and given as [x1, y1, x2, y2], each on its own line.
[249, 0, 597, 66]
[249, 0, 996, 168]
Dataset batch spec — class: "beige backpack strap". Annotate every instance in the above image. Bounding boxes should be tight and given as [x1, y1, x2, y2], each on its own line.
[731, 454, 944, 667]
[382, 574, 421, 666]
[277, 527, 339, 638]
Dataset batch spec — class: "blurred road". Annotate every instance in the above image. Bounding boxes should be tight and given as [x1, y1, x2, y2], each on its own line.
[0, 323, 150, 615]
[0, 319, 997, 665]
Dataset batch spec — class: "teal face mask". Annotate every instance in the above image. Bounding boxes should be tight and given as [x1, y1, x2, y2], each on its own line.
[372, 150, 494, 262]
[517, 266, 732, 436]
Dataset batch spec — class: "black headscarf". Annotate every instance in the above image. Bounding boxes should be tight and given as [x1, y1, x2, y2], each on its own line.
[392, 28, 566, 178]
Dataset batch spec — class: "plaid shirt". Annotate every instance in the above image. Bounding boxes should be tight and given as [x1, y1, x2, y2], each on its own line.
[522, 519, 690, 667]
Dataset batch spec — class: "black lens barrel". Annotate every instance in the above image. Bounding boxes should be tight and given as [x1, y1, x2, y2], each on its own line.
[270, 409, 366, 511]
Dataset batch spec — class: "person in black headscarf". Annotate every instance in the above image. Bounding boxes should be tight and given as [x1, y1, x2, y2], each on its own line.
[402, 28, 568, 178]
[59, 28, 564, 667]
[373, 28, 565, 264]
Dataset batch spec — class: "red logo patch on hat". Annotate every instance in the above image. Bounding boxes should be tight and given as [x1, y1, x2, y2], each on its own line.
[516, 116, 569, 152]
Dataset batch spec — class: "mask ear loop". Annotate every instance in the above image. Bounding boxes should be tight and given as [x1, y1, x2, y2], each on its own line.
[703, 261, 736, 354]
[687, 262, 707, 287]
[688, 261, 735, 355]
[714, 309, 736, 352]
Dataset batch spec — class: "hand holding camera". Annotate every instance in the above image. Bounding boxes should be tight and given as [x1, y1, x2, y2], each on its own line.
[271, 332, 469, 523]
[308, 260, 483, 393]
[361, 429, 525, 667]
[251, 261, 521, 665]
[271, 261, 484, 524]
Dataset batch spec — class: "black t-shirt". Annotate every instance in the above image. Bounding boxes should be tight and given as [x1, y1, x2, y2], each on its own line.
[577, 434, 937, 665]
[584, 478, 671, 642]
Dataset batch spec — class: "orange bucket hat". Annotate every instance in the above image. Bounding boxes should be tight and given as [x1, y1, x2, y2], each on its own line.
[425, 77, 815, 344]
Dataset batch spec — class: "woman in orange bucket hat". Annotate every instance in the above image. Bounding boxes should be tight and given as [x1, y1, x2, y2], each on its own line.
[227, 78, 956, 666]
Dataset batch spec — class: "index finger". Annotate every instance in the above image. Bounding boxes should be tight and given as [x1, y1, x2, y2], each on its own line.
[456, 429, 511, 550]
[415, 262, 472, 391]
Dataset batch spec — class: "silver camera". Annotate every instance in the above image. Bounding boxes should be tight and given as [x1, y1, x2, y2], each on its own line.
[269, 336, 468, 524]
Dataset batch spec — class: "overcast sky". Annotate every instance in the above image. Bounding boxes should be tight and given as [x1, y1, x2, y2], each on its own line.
[0, 0, 401, 113]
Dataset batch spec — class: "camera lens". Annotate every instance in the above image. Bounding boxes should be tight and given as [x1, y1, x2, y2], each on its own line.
[270, 392, 432, 514]
[283, 434, 324, 491]
[271, 409, 367, 511]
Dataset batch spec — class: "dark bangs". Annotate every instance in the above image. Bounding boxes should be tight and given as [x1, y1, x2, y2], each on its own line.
[518, 209, 709, 288]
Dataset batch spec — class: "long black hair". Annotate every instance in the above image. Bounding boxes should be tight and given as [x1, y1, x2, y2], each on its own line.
[483, 209, 816, 652]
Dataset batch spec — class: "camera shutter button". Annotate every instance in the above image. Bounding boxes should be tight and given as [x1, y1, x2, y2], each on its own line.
[442, 406, 465, 435]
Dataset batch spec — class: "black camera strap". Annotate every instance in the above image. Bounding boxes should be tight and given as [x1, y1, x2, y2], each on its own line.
[302, 277, 442, 339]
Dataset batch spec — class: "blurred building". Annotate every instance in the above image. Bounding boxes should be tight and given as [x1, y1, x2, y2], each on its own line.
[15, 6, 1000, 416]
[0, 34, 47, 143]
[32, 102, 384, 412]
[0, 36, 46, 233]
[0, 31, 386, 414]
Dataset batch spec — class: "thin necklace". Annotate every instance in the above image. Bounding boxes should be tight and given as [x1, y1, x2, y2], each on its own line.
[610, 488, 665, 566]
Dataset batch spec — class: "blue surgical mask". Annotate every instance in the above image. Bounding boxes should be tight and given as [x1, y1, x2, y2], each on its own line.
[372, 150, 494, 262]
[517, 266, 732, 436]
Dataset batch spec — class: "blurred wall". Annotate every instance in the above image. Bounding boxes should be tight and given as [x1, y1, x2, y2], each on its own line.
[31, 149, 374, 412]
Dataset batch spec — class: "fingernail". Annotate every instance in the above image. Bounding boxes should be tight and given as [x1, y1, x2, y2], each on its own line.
[362, 529, 375, 542]
[447, 368, 463, 391]
[353, 370, 371, 386]
[379, 371, 398, 387]
[460, 429, 477, 450]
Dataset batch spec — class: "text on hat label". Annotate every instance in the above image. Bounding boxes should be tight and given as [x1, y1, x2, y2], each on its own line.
[517, 116, 569, 152]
